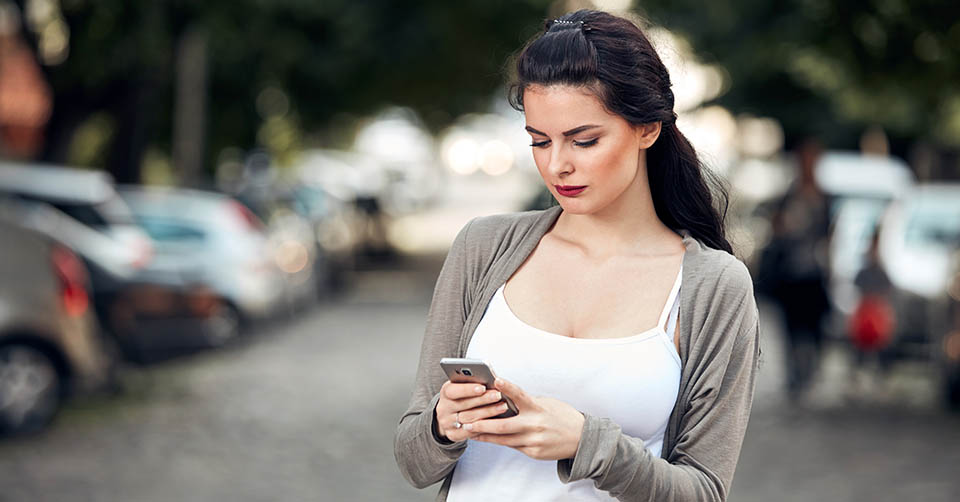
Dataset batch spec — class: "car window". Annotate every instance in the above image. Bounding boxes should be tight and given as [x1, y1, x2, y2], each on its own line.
[905, 197, 960, 248]
[30, 194, 135, 230]
[49, 200, 109, 228]
[136, 217, 207, 243]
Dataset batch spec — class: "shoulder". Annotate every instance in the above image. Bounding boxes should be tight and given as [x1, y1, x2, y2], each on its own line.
[453, 207, 559, 252]
[466, 208, 556, 238]
[683, 237, 755, 304]
[681, 240, 760, 357]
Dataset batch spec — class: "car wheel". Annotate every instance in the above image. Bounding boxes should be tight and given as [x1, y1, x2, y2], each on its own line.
[0, 344, 62, 434]
[204, 302, 241, 347]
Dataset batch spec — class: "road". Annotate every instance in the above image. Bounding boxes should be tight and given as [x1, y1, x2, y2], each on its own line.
[1, 254, 958, 502]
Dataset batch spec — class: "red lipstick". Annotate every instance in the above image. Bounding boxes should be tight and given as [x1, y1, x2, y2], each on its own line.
[555, 185, 587, 197]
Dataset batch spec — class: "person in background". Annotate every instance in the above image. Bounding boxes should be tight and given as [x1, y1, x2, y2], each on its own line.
[848, 229, 895, 397]
[767, 137, 833, 401]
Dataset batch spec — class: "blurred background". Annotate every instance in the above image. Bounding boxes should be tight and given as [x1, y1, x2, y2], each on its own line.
[0, 0, 958, 500]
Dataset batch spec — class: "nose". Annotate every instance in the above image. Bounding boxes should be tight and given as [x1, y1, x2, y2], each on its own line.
[546, 144, 573, 178]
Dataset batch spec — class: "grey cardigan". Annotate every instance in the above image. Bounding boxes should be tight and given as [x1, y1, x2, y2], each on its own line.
[394, 205, 761, 501]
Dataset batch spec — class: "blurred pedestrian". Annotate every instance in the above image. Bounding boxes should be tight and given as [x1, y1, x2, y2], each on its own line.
[395, 10, 760, 501]
[766, 137, 832, 401]
[847, 229, 895, 396]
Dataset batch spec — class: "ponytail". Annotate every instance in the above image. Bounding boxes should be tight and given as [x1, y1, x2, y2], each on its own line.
[647, 123, 732, 253]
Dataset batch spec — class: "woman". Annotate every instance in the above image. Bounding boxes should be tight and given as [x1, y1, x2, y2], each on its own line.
[395, 9, 760, 501]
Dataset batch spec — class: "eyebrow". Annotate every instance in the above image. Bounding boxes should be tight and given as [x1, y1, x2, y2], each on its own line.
[525, 124, 601, 137]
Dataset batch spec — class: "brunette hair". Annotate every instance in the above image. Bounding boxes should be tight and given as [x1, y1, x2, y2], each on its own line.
[508, 9, 732, 254]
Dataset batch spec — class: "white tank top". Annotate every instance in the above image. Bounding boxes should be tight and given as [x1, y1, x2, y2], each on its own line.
[447, 266, 683, 501]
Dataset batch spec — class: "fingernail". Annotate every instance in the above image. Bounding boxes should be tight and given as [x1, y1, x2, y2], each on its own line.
[464, 424, 473, 431]
[500, 403, 508, 411]
[493, 391, 502, 400]
[475, 385, 485, 394]
[494, 378, 503, 387]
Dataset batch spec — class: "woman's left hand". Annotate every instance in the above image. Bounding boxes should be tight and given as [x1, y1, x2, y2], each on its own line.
[463, 378, 585, 461]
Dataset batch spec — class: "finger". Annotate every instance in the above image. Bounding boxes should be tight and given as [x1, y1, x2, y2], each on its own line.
[493, 378, 536, 410]
[438, 411, 469, 442]
[464, 415, 524, 435]
[458, 400, 511, 424]
[443, 426, 472, 443]
[450, 390, 504, 413]
[473, 433, 528, 448]
[443, 382, 489, 400]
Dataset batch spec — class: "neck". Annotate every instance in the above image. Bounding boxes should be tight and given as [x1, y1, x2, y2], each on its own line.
[551, 159, 681, 259]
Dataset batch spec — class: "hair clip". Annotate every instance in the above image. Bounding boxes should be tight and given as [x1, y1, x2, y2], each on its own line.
[549, 19, 588, 32]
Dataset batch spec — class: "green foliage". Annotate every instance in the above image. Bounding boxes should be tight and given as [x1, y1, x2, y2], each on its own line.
[28, 0, 958, 180]
[34, 0, 551, 180]
[636, 0, 960, 150]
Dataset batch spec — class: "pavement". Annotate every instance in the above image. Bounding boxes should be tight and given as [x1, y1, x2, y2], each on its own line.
[1, 253, 958, 502]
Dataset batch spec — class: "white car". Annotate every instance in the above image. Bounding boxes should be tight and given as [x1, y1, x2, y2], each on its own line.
[117, 186, 289, 323]
[877, 183, 960, 405]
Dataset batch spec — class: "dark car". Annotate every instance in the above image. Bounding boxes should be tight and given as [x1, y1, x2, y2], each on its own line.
[943, 253, 960, 408]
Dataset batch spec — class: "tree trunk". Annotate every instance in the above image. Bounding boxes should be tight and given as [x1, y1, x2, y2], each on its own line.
[172, 26, 208, 187]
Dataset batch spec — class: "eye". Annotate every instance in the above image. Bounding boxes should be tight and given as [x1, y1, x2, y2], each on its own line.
[573, 138, 599, 148]
[529, 140, 551, 148]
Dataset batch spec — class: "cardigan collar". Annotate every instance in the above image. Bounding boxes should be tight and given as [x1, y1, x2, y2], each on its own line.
[461, 204, 709, 357]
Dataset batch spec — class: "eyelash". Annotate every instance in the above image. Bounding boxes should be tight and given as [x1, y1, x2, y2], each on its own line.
[529, 138, 599, 148]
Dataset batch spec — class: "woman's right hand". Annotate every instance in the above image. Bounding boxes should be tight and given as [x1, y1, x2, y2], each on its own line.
[435, 380, 512, 442]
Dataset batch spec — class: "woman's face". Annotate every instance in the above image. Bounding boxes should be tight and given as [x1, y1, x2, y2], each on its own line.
[523, 84, 654, 216]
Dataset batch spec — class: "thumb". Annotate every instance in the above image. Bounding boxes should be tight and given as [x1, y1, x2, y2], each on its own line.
[494, 377, 537, 410]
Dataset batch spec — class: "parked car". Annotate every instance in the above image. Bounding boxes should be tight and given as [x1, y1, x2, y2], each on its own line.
[0, 162, 154, 283]
[943, 252, 960, 408]
[117, 186, 289, 324]
[877, 183, 960, 406]
[287, 182, 364, 292]
[939, 250, 960, 410]
[0, 220, 115, 434]
[231, 183, 322, 308]
[0, 164, 173, 357]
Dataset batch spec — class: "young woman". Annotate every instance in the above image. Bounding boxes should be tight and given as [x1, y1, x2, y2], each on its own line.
[395, 9, 760, 501]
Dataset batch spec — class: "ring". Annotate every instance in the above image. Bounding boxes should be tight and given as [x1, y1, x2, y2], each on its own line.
[454, 412, 462, 429]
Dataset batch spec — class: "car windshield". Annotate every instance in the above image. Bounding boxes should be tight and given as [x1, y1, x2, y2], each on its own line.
[904, 194, 960, 248]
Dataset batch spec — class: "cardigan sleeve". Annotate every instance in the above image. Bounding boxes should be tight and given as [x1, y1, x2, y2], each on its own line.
[394, 218, 477, 489]
[557, 259, 761, 502]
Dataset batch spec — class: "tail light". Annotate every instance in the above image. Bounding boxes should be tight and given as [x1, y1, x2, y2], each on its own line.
[186, 286, 219, 316]
[51, 244, 90, 317]
[130, 235, 154, 269]
[946, 331, 960, 362]
[229, 201, 266, 232]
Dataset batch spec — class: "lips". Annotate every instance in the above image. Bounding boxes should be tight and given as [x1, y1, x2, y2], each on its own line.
[555, 185, 587, 197]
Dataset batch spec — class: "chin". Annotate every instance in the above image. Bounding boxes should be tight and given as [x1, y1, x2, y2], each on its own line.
[554, 198, 596, 215]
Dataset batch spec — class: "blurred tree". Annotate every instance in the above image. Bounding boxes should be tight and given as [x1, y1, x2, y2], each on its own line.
[10, 0, 551, 183]
[637, 0, 960, 155]
[14, 0, 956, 181]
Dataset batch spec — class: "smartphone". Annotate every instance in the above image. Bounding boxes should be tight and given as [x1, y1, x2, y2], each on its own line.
[439, 358, 519, 418]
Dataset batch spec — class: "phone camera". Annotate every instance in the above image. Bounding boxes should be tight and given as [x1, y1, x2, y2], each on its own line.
[461, 368, 472, 376]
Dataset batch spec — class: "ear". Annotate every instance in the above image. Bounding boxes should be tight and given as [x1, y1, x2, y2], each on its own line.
[635, 122, 662, 150]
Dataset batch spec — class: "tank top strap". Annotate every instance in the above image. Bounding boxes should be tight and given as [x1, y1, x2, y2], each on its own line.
[656, 263, 683, 333]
